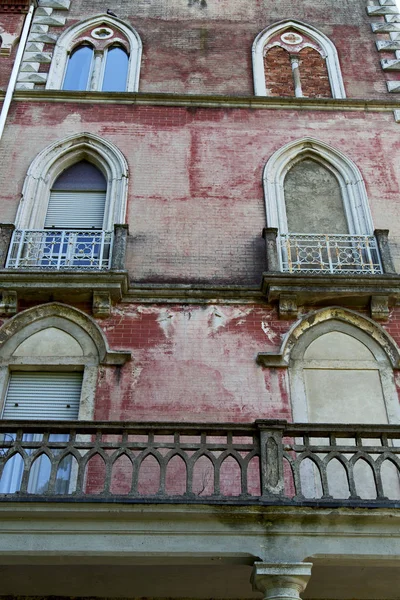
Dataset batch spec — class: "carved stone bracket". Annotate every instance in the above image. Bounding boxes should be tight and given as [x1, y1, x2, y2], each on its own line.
[0, 290, 17, 315]
[371, 295, 390, 320]
[93, 291, 111, 319]
[279, 293, 298, 319]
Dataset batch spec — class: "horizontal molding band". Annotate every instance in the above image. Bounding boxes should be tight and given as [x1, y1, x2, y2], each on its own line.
[123, 284, 263, 304]
[2, 90, 400, 112]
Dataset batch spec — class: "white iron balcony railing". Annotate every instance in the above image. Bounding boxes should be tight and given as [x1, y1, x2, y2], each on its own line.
[6, 229, 113, 270]
[279, 233, 383, 275]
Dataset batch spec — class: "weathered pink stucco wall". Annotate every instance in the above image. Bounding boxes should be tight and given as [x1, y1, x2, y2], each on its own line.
[1, 102, 400, 283]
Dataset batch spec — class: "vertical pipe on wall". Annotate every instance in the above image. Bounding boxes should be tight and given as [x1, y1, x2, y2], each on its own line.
[0, 2, 35, 142]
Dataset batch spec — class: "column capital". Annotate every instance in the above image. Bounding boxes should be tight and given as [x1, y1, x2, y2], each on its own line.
[251, 562, 312, 600]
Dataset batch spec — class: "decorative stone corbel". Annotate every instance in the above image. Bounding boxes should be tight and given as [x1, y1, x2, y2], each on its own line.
[93, 291, 111, 319]
[251, 562, 313, 600]
[0, 291, 17, 316]
[279, 293, 298, 319]
[370, 295, 390, 321]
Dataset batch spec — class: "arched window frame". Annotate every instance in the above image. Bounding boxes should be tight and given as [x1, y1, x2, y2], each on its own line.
[46, 14, 142, 92]
[263, 137, 374, 236]
[0, 303, 131, 420]
[252, 20, 346, 99]
[257, 307, 400, 425]
[15, 132, 129, 231]
[100, 42, 130, 92]
[62, 42, 95, 91]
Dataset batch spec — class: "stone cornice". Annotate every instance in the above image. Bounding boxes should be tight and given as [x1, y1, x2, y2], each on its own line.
[0, 269, 128, 302]
[124, 284, 263, 304]
[262, 272, 400, 320]
[262, 272, 400, 300]
[3, 89, 400, 112]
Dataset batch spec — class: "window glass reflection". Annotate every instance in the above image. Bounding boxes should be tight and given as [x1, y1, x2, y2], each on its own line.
[63, 45, 93, 91]
[102, 46, 129, 92]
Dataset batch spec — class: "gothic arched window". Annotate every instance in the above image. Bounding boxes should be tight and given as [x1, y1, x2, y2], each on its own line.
[7, 133, 128, 270]
[63, 44, 94, 91]
[102, 45, 129, 92]
[48, 15, 142, 92]
[253, 20, 345, 99]
[263, 138, 381, 274]
[0, 303, 130, 495]
[46, 161, 107, 230]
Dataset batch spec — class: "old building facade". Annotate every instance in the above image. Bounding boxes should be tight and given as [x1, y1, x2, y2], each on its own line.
[0, 0, 400, 598]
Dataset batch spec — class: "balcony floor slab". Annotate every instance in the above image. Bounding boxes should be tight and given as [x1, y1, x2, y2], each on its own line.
[0, 504, 399, 599]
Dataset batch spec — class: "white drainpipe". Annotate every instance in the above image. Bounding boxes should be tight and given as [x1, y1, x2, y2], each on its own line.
[0, 2, 35, 142]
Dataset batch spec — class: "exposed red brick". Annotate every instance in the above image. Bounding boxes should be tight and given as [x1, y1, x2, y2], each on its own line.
[264, 46, 294, 97]
[299, 46, 332, 98]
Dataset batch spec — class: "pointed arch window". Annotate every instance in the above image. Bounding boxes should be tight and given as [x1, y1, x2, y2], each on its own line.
[6, 133, 128, 271]
[48, 15, 142, 92]
[46, 161, 107, 230]
[258, 309, 400, 500]
[263, 139, 383, 274]
[102, 45, 129, 92]
[62, 45, 94, 91]
[0, 304, 130, 495]
[253, 20, 345, 99]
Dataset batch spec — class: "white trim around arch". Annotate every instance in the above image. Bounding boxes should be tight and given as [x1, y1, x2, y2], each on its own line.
[257, 307, 400, 425]
[46, 14, 142, 92]
[15, 132, 129, 231]
[252, 20, 346, 99]
[289, 318, 400, 425]
[0, 302, 131, 420]
[262, 137, 374, 235]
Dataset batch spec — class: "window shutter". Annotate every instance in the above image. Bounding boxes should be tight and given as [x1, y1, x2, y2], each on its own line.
[44, 191, 106, 229]
[2, 372, 83, 420]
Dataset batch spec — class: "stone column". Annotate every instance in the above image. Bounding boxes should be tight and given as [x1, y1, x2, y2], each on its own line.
[90, 51, 103, 90]
[263, 227, 280, 272]
[0, 223, 15, 268]
[374, 229, 396, 274]
[290, 56, 303, 98]
[111, 224, 129, 270]
[251, 562, 312, 600]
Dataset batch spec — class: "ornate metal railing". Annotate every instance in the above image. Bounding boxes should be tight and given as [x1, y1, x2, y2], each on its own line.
[0, 420, 399, 506]
[279, 233, 383, 275]
[5, 229, 113, 270]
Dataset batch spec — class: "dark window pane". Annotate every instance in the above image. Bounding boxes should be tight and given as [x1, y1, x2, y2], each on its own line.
[102, 46, 129, 92]
[63, 45, 93, 91]
[52, 161, 106, 191]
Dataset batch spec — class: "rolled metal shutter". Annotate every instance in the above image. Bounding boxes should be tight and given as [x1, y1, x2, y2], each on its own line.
[2, 372, 83, 420]
[44, 191, 106, 229]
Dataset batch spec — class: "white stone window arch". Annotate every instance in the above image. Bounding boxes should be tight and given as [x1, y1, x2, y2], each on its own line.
[257, 307, 400, 499]
[252, 20, 345, 99]
[263, 137, 374, 236]
[15, 132, 128, 231]
[0, 303, 130, 494]
[0, 302, 130, 421]
[46, 14, 142, 92]
[257, 307, 400, 425]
